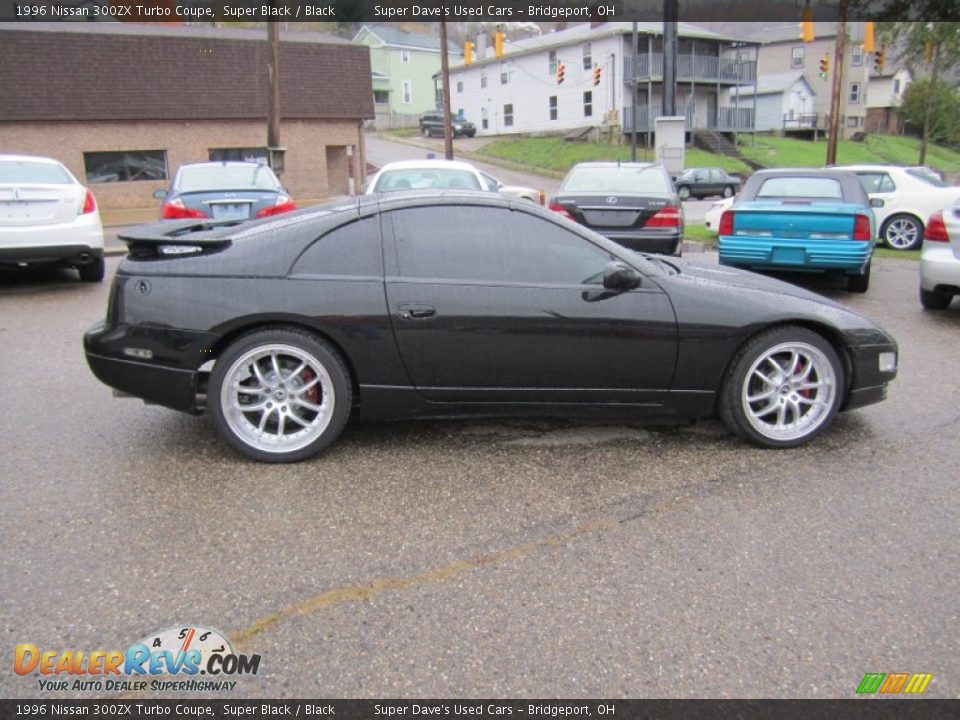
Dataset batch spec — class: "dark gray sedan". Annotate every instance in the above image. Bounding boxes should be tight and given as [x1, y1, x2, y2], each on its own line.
[155, 162, 296, 221]
[674, 167, 742, 200]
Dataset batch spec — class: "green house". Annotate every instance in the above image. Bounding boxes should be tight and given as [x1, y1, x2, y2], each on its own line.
[353, 25, 461, 124]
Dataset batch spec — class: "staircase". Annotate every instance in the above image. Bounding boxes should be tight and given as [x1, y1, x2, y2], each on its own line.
[693, 130, 765, 171]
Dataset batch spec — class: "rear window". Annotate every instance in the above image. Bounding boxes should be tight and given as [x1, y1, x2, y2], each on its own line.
[906, 167, 947, 188]
[373, 169, 482, 192]
[562, 166, 671, 194]
[0, 160, 73, 184]
[756, 177, 843, 200]
[177, 164, 280, 192]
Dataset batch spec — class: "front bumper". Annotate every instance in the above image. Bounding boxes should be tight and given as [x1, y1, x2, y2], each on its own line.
[719, 236, 873, 274]
[844, 342, 898, 411]
[919, 241, 960, 292]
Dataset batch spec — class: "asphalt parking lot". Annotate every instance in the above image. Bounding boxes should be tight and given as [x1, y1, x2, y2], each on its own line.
[0, 254, 957, 699]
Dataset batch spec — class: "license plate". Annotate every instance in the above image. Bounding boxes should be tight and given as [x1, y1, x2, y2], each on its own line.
[583, 210, 638, 227]
[772, 247, 806, 264]
[211, 203, 250, 220]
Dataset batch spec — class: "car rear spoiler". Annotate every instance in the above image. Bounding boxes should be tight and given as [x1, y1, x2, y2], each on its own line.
[118, 220, 240, 258]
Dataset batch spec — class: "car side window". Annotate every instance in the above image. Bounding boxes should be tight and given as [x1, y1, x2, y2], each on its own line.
[390, 206, 613, 286]
[857, 173, 895, 194]
[291, 217, 382, 277]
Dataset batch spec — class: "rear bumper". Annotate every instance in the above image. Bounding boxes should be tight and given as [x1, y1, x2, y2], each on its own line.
[0, 244, 103, 266]
[718, 236, 873, 273]
[0, 213, 104, 258]
[598, 230, 683, 256]
[919, 242, 960, 292]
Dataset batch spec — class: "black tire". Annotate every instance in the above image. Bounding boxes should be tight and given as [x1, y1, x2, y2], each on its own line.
[847, 261, 871, 293]
[719, 326, 845, 449]
[466, 131, 476, 138]
[920, 286, 952, 310]
[881, 214, 923, 251]
[677, 186, 691, 201]
[208, 328, 352, 463]
[78, 256, 105, 283]
[722, 185, 734, 198]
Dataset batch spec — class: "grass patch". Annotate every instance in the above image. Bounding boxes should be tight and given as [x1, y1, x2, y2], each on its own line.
[477, 137, 752, 175]
[384, 128, 420, 138]
[874, 247, 921, 260]
[738, 134, 960, 172]
[683, 224, 717, 245]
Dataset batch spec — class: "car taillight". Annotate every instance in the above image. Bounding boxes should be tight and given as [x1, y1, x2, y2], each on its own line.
[255, 196, 297, 218]
[81, 189, 96, 215]
[718, 210, 734, 235]
[548, 202, 574, 221]
[852, 214, 872, 241]
[924, 211, 949, 242]
[161, 198, 206, 220]
[644, 206, 682, 228]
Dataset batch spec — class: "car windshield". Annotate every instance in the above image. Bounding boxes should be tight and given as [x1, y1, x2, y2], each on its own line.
[562, 166, 670, 194]
[374, 169, 482, 192]
[906, 167, 948, 188]
[756, 177, 843, 200]
[0, 160, 73, 184]
[177, 164, 280, 192]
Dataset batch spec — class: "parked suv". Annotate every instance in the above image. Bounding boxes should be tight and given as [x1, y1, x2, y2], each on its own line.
[419, 111, 476, 138]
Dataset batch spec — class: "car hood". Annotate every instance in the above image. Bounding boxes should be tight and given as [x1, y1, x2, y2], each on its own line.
[668, 258, 843, 305]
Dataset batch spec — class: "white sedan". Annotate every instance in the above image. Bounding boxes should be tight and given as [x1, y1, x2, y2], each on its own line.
[920, 203, 960, 310]
[837, 164, 960, 251]
[365, 159, 541, 202]
[704, 196, 735, 234]
[0, 154, 105, 281]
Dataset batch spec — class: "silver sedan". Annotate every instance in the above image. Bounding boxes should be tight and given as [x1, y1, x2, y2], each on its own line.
[920, 203, 960, 309]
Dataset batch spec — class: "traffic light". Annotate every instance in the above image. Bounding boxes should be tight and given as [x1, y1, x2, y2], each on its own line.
[864, 21, 875, 53]
[494, 31, 505, 59]
[556, 61, 566, 85]
[800, 5, 815, 42]
[592, 64, 601, 86]
[819, 53, 829, 79]
[464, 40, 473, 66]
[873, 46, 885, 73]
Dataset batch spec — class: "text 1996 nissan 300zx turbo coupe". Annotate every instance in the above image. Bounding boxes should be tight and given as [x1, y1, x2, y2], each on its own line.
[84, 192, 898, 463]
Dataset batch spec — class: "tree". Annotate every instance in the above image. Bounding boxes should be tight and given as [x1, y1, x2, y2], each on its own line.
[877, 22, 960, 163]
[897, 78, 960, 147]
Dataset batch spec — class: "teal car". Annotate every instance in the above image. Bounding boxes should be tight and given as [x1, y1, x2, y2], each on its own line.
[718, 169, 876, 292]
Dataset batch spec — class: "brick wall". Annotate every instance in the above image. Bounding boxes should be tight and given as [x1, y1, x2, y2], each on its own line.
[0, 118, 362, 211]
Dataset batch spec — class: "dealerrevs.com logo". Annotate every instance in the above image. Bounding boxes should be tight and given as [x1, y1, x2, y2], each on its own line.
[14, 625, 261, 693]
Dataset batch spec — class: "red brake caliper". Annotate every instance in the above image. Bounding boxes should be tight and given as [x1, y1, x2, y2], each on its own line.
[301, 369, 320, 404]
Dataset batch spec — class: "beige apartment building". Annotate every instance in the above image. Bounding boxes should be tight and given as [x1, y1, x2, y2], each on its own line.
[743, 21, 905, 137]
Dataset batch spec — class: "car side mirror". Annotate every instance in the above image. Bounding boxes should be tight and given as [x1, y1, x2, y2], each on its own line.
[153, 189, 167, 200]
[870, 198, 884, 208]
[603, 261, 640, 291]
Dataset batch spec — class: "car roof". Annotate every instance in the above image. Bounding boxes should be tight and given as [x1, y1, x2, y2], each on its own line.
[376, 159, 480, 172]
[178, 161, 270, 170]
[0, 154, 66, 164]
[569, 162, 659, 169]
[752, 168, 858, 177]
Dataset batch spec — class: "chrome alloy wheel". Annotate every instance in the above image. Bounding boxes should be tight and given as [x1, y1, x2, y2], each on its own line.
[219, 343, 335, 454]
[884, 216, 921, 250]
[740, 341, 837, 442]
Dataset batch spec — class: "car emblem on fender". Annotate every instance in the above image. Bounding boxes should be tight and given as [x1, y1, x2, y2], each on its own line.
[606, 196, 618, 204]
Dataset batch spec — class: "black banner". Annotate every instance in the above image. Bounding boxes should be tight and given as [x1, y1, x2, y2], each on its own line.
[1, 700, 959, 720]
[0, 0, 958, 23]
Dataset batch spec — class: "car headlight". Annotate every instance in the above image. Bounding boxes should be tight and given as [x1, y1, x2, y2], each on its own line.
[879, 351, 897, 372]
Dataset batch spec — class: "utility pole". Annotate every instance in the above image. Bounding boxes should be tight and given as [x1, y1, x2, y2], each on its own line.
[662, 0, 678, 116]
[825, 0, 848, 165]
[920, 41, 940, 165]
[439, 19, 454, 160]
[267, 19, 283, 175]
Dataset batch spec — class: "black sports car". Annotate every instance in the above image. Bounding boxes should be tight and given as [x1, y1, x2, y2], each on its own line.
[84, 192, 898, 463]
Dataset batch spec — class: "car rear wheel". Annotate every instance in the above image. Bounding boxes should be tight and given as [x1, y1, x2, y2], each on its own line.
[920, 286, 953, 310]
[720, 326, 844, 449]
[882, 214, 923, 251]
[78, 256, 105, 283]
[846, 261, 870, 293]
[209, 328, 352, 462]
[677, 186, 691, 200]
[722, 186, 734, 198]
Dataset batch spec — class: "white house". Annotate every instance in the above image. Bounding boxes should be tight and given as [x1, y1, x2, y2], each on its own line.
[443, 22, 760, 139]
[866, 68, 911, 134]
[730, 72, 818, 132]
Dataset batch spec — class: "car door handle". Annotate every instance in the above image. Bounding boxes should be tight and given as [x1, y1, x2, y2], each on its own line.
[398, 303, 436, 320]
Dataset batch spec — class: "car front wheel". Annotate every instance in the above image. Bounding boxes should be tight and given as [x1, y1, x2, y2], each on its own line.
[677, 186, 691, 200]
[209, 328, 352, 462]
[720, 326, 844, 449]
[882, 214, 923, 251]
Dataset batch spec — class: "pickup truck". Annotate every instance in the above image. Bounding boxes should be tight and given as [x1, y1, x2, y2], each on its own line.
[718, 169, 876, 292]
